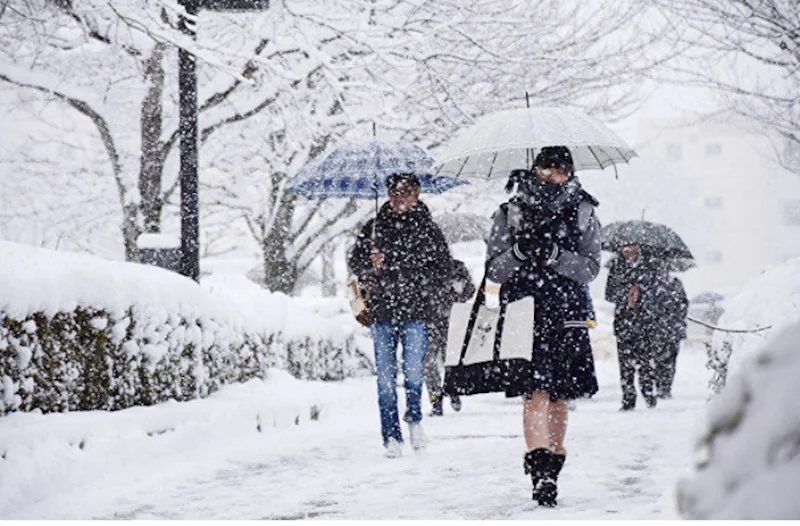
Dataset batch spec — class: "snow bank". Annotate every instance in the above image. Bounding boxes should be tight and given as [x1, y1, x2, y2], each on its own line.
[0, 241, 371, 415]
[677, 320, 800, 519]
[706, 256, 800, 393]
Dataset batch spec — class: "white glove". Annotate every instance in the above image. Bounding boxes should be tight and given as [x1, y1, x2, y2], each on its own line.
[485, 280, 501, 310]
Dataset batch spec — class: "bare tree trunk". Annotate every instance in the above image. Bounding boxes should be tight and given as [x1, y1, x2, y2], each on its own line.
[139, 43, 167, 234]
[262, 192, 297, 293]
[321, 242, 336, 297]
[121, 203, 141, 261]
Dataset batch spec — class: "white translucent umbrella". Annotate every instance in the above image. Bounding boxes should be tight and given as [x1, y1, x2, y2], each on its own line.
[435, 106, 637, 179]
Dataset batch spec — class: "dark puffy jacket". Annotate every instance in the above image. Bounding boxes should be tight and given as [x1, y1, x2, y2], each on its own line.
[430, 259, 475, 324]
[348, 201, 453, 323]
[658, 276, 688, 341]
[605, 256, 664, 341]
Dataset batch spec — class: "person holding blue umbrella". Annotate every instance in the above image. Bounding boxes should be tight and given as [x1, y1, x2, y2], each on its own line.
[289, 139, 465, 457]
[348, 172, 455, 458]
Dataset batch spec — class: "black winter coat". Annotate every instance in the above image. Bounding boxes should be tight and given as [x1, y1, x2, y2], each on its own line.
[430, 259, 475, 324]
[605, 256, 664, 341]
[348, 201, 453, 324]
[657, 277, 689, 341]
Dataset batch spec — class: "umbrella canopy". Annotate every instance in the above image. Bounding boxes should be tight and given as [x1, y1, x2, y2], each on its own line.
[601, 220, 694, 260]
[433, 213, 491, 244]
[289, 140, 466, 199]
[604, 255, 695, 273]
[435, 106, 637, 179]
[666, 257, 696, 272]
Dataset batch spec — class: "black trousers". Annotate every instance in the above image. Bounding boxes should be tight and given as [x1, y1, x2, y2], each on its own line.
[617, 336, 657, 407]
[424, 318, 448, 399]
[655, 338, 681, 396]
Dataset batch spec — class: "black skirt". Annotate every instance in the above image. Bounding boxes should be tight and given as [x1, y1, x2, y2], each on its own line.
[504, 325, 599, 401]
[499, 260, 599, 401]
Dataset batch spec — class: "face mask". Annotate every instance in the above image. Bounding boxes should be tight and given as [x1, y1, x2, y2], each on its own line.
[530, 176, 563, 201]
[522, 175, 580, 211]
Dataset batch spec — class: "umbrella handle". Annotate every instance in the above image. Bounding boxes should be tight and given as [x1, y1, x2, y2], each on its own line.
[373, 193, 378, 240]
[372, 179, 379, 241]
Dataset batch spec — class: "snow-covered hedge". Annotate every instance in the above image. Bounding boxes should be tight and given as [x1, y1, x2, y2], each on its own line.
[706, 256, 800, 394]
[0, 242, 371, 415]
[677, 320, 800, 519]
[678, 257, 800, 518]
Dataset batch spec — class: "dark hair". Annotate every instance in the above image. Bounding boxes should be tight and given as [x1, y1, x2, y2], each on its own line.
[504, 169, 532, 193]
[386, 172, 421, 190]
[533, 146, 574, 171]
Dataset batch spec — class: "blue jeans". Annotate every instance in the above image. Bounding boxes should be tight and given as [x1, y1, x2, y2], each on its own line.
[371, 321, 427, 446]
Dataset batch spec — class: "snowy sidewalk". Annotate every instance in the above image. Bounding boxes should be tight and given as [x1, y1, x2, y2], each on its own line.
[1, 344, 710, 519]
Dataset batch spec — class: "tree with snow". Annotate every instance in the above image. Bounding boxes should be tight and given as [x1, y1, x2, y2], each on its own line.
[651, 0, 800, 174]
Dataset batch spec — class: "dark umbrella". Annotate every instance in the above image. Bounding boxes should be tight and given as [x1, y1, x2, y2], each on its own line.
[604, 255, 695, 273]
[666, 257, 696, 272]
[601, 220, 694, 260]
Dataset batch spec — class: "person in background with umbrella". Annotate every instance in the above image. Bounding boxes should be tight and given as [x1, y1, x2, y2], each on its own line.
[605, 243, 664, 411]
[654, 268, 689, 399]
[485, 146, 601, 507]
[348, 173, 454, 458]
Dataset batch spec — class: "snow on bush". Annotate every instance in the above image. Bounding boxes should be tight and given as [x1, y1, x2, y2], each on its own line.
[706, 256, 800, 394]
[201, 274, 372, 381]
[677, 320, 800, 519]
[0, 241, 371, 415]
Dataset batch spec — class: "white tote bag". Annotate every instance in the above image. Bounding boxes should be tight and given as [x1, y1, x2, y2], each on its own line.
[443, 273, 535, 396]
[444, 297, 534, 367]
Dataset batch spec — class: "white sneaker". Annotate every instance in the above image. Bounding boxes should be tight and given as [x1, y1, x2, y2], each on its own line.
[408, 423, 427, 451]
[384, 438, 403, 459]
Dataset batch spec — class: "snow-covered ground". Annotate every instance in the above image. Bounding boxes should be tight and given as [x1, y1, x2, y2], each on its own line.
[0, 340, 710, 519]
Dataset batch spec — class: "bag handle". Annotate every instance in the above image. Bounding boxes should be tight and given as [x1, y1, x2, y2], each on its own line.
[456, 264, 486, 366]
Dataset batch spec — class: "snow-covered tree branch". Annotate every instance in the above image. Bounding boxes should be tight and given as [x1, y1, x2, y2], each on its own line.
[651, 0, 800, 174]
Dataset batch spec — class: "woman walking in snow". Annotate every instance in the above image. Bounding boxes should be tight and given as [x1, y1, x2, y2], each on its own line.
[485, 146, 601, 507]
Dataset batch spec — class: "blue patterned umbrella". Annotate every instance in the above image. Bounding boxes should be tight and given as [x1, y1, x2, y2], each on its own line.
[289, 140, 467, 199]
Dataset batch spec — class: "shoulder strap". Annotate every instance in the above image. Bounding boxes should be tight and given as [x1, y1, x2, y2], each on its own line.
[580, 189, 600, 207]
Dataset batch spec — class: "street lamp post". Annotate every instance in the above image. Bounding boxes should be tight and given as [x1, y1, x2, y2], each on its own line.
[177, 0, 269, 281]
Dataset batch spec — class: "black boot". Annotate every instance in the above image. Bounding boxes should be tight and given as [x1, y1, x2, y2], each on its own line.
[450, 394, 462, 412]
[523, 449, 542, 496]
[535, 450, 565, 507]
[429, 394, 443, 417]
[524, 449, 566, 507]
[620, 393, 636, 411]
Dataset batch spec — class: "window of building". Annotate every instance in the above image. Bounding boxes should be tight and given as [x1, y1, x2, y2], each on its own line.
[666, 143, 682, 161]
[705, 196, 723, 209]
[783, 200, 800, 226]
[705, 143, 722, 156]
